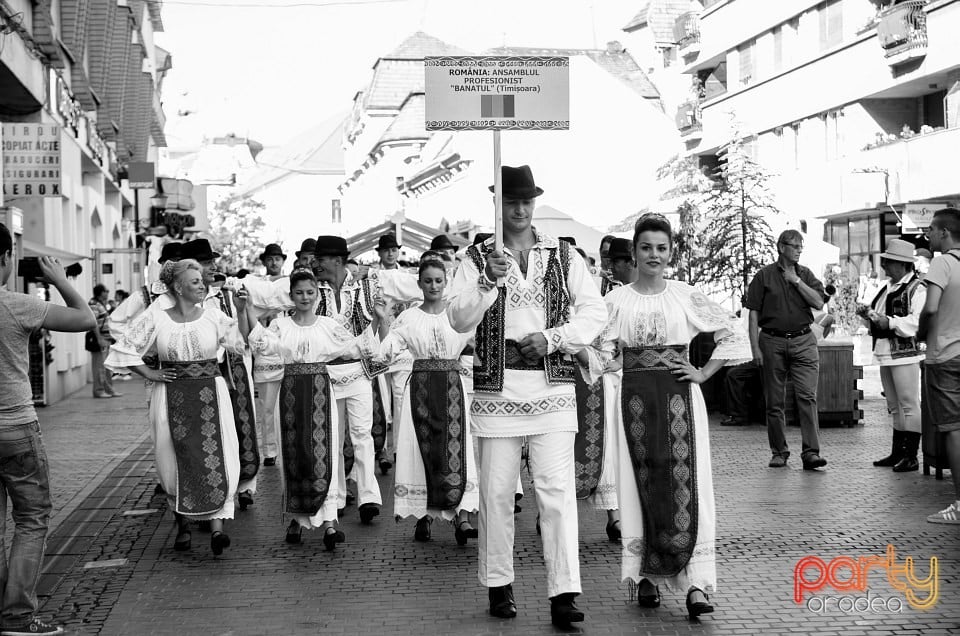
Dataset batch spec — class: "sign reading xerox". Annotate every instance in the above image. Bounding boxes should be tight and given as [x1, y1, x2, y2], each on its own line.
[424, 56, 570, 131]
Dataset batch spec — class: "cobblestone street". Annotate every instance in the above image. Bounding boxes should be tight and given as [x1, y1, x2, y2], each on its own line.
[28, 373, 960, 635]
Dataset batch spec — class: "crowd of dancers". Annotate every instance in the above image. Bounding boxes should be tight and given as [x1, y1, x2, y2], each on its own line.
[104, 165, 752, 628]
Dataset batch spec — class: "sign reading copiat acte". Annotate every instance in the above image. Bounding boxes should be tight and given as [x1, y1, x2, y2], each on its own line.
[425, 56, 570, 131]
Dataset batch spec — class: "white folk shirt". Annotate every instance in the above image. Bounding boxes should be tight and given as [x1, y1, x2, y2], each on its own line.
[869, 273, 926, 366]
[446, 232, 607, 437]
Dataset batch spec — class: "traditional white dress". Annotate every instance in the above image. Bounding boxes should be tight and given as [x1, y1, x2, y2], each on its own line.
[248, 316, 377, 529]
[105, 307, 244, 521]
[375, 307, 479, 521]
[602, 281, 749, 593]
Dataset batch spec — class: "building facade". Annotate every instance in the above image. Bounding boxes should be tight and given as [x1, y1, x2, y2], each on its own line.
[673, 0, 960, 278]
[1, 0, 169, 404]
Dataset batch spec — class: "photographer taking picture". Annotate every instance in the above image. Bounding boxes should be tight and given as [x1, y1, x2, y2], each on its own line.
[0, 222, 95, 636]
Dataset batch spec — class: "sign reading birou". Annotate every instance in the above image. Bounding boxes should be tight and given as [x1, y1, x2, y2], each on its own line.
[425, 56, 569, 131]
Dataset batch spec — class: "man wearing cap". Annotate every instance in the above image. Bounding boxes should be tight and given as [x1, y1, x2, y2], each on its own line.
[373, 233, 401, 271]
[252, 244, 288, 468]
[294, 238, 317, 271]
[181, 238, 261, 512]
[447, 165, 606, 628]
[745, 229, 829, 471]
[430, 234, 459, 263]
[863, 239, 926, 472]
[259, 243, 287, 281]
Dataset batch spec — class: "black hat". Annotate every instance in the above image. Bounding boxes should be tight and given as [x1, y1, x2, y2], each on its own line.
[376, 233, 400, 251]
[259, 243, 287, 261]
[607, 238, 633, 261]
[181, 238, 220, 261]
[472, 232, 493, 246]
[430, 234, 458, 252]
[158, 242, 183, 264]
[559, 236, 577, 246]
[488, 165, 544, 199]
[314, 235, 350, 258]
[296, 238, 317, 257]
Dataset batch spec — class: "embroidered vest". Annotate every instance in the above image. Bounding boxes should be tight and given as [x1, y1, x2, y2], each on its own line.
[316, 278, 387, 378]
[869, 274, 922, 359]
[466, 240, 575, 393]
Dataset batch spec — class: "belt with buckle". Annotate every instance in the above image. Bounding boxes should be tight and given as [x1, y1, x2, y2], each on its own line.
[761, 326, 811, 339]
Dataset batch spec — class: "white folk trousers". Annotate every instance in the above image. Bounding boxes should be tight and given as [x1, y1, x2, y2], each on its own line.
[335, 384, 382, 506]
[477, 431, 581, 598]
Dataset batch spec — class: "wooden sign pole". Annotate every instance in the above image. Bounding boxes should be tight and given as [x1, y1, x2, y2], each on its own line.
[493, 129, 504, 286]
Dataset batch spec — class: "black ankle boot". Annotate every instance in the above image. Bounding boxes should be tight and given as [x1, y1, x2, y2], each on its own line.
[874, 430, 904, 467]
[550, 592, 584, 628]
[488, 584, 517, 618]
[893, 431, 921, 472]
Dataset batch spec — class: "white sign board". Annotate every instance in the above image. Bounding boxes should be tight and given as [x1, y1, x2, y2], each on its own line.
[1, 123, 62, 197]
[902, 202, 956, 233]
[425, 56, 570, 131]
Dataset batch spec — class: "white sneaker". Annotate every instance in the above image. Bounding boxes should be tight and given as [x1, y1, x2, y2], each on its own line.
[927, 502, 960, 524]
[1, 617, 65, 635]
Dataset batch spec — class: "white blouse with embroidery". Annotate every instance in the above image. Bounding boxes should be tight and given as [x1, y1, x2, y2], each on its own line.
[247, 316, 377, 365]
[105, 306, 244, 369]
[375, 307, 472, 363]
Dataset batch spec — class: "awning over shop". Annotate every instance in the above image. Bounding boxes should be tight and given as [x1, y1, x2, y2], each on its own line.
[22, 240, 91, 264]
[346, 219, 469, 256]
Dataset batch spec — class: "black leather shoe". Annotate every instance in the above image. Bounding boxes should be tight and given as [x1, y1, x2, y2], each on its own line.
[323, 527, 345, 551]
[802, 454, 827, 470]
[636, 580, 660, 608]
[550, 593, 584, 628]
[488, 585, 517, 619]
[605, 519, 621, 542]
[686, 588, 714, 620]
[211, 531, 231, 556]
[892, 456, 919, 472]
[359, 503, 380, 524]
[285, 520, 302, 544]
[454, 520, 475, 545]
[378, 458, 392, 475]
[263, 457, 276, 467]
[414, 516, 432, 542]
[238, 490, 254, 510]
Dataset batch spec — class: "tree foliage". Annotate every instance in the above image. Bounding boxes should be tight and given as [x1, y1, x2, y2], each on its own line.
[208, 195, 267, 274]
[696, 134, 779, 302]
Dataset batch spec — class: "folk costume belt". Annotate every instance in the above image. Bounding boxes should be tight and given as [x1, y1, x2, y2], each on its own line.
[284, 362, 328, 376]
[412, 359, 461, 373]
[503, 339, 545, 371]
[164, 359, 221, 379]
[761, 326, 811, 339]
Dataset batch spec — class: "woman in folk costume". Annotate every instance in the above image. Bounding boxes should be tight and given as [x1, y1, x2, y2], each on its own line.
[373, 258, 480, 544]
[106, 260, 252, 555]
[599, 215, 749, 619]
[246, 269, 383, 550]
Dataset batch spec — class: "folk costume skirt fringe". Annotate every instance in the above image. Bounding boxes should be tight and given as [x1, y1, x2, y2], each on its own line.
[394, 359, 478, 521]
[279, 362, 342, 529]
[617, 345, 717, 593]
[156, 359, 240, 521]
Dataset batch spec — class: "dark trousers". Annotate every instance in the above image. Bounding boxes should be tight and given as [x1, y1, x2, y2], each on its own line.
[725, 361, 765, 423]
[760, 331, 821, 459]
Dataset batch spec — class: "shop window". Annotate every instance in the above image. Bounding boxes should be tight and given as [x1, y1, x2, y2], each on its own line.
[819, 0, 843, 51]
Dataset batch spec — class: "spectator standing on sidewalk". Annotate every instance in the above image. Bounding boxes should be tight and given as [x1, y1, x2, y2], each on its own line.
[88, 284, 122, 398]
[863, 240, 926, 472]
[0, 223, 96, 636]
[918, 209, 960, 524]
[745, 230, 829, 470]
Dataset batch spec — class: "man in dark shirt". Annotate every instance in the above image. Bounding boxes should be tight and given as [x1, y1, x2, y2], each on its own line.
[745, 230, 829, 470]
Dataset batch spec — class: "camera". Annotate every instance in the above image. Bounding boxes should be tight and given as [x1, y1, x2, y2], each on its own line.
[17, 257, 44, 281]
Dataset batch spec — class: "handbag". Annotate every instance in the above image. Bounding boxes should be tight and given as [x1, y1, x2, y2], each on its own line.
[84, 329, 102, 353]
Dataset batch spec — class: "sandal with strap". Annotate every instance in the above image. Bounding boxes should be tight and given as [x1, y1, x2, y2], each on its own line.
[322, 526, 345, 552]
[686, 587, 714, 620]
[454, 520, 477, 545]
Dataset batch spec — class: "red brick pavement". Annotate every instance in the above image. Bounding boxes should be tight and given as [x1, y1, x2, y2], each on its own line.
[30, 378, 960, 635]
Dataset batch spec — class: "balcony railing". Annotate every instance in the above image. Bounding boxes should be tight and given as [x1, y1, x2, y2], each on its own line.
[675, 101, 703, 139]
[674, 11, 701, 53]
[877, 0, 928, 65]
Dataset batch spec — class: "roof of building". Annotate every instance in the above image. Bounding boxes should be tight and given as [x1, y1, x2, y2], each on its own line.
[622, 0, 694, 41]
[233, 113, 347, 197]
[383, 30, 471, 60]
[487, 43, 660, 100]
[377, 93, 428, 148]
[346, 218, 469, 256]
[364, 31, 470, 111]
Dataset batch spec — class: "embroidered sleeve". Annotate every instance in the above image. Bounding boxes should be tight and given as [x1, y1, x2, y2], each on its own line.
[213, 308, 246, 355]
[107, 292, 147, 342]
[446, 247, 499, 334]
[105, 307, 159, 370]
[685, 290, 751, 364]
[544, 249, 608, 355]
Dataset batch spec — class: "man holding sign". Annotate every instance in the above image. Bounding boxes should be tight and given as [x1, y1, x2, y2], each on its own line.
[447, 166, 606, 628]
